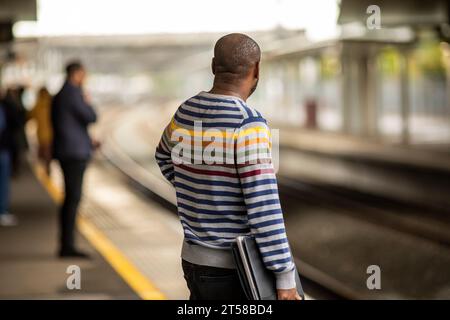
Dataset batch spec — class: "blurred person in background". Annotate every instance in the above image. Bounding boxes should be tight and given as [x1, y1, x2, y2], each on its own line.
[2, 87, 28, 177]
[51, 61, 97, 258]
[30, 87, 53, 175]
[0, 90, 20, 226]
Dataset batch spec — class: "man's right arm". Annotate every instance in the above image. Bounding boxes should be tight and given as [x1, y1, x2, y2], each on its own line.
[71, 91, 97, 125]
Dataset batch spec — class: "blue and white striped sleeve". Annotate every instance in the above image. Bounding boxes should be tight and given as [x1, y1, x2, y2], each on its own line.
[155, 120, 175, 186]
[235, 117, 296, 290]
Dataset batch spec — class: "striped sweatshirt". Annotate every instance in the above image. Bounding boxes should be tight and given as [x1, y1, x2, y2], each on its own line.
[155, 91, 296, 289]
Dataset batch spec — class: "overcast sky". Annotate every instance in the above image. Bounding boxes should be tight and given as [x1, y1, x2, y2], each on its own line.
[14, 0, 339, 40]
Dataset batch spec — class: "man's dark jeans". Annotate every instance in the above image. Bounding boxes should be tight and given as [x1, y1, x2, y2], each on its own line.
[59, 159, 87, 251]
[182, 259, 247, 300]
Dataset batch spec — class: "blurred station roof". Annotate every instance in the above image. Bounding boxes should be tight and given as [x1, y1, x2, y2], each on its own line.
[0, 0, 36, 42]
[0, 0, 37, 22]
[338, 0, 449, 26]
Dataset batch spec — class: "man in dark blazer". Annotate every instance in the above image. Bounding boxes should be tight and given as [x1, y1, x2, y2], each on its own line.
[52, 61, 97, 258]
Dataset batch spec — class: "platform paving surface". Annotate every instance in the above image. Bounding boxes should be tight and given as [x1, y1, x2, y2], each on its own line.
[0, 164, 137, 299]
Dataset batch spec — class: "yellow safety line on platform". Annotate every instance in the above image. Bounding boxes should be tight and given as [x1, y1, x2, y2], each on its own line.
[33, 164, 166, 300]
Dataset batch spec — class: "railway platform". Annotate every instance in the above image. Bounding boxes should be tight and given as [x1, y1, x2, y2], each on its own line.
[0, 158, 188, 300]
[0, 162, 136, 299]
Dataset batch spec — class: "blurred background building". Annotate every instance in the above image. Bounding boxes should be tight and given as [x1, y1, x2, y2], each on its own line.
[2, 0, 450, 146]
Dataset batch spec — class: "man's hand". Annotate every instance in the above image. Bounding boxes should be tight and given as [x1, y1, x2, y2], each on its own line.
[277, 288, 303, 300]
[83, 91, 92, 105]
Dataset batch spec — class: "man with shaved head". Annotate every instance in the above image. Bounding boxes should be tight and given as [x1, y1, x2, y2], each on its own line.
[156, 34, 301, 300]
[212, 33, 261, 97]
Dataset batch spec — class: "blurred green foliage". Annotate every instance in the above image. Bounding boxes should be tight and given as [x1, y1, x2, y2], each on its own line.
[413, 38, 446, 78]
[320, 53, 341, 79]
[377, 47, 401, 77]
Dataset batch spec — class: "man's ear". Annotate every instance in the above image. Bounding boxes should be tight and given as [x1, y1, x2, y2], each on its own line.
[211, 58, 216, 75]
[254, 61, 260, 79]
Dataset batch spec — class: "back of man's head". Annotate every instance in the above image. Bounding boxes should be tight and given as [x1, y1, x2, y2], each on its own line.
[65, 60, 85, 86]
[66, 61, 83, 77]
[213, 33, 261, 80]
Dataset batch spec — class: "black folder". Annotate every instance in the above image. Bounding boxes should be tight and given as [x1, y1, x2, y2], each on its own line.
[231, 235, 305, 300]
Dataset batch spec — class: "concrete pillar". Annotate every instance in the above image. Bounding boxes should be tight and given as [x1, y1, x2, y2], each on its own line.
[341, 52, 353, 134]
[366, 50, 378, 139]
[400, 51, 410, 145]
[285, 58, 300, 125]
[358, 52, 369, 136]
[342, 45, 369, 137]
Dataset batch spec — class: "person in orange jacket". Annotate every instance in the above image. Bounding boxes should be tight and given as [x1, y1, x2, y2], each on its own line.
[29, 87, 53, 175]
